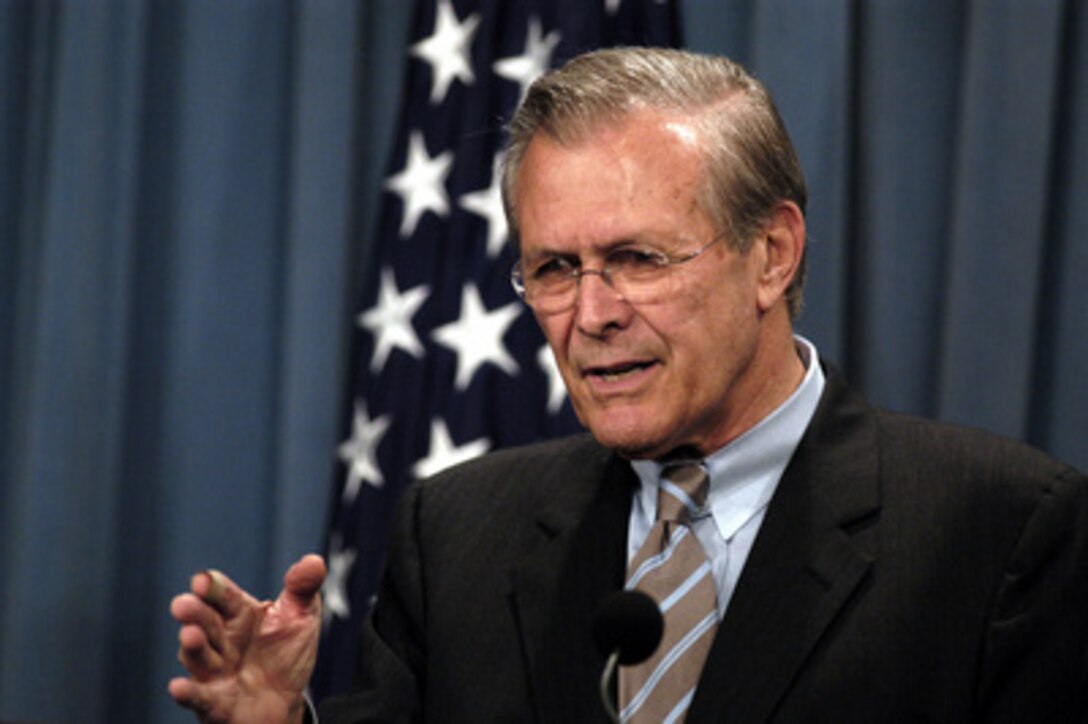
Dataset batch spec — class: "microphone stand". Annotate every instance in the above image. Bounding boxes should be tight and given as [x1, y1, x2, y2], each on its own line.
[599, 650, 622, 723]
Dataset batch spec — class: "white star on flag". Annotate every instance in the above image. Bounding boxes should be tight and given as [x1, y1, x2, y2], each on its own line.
[412, 418, 491, 480]
[458, 154, 509, 258]
[537, 344, 569, 414]
[322, 535, 357, 626]
[410, 0, 482, 104]
[493, 16, 562, 100]
[337, 401, 392, 502]
[384, 130, 454, 238]
[357, 267, 430, 373]
[432, 283, 522, 391]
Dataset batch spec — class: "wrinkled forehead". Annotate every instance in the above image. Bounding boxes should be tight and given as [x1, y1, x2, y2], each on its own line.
[511, 114, 715, 257]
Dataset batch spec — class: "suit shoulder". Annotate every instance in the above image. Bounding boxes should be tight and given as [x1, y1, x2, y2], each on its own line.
[412, 432, 612, 504]
[422, 432, 606, 480]
[872, 408, 1086, 497]
[395, 433, 622, 559]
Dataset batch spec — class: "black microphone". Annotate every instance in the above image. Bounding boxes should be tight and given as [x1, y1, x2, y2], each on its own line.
[592, 590, 664, 723]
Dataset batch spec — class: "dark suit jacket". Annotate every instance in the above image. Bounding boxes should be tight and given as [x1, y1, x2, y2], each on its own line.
[320, 367, 1088, 722]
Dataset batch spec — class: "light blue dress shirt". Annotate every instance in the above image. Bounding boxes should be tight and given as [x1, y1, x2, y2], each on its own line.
[628, 336, 825, 618]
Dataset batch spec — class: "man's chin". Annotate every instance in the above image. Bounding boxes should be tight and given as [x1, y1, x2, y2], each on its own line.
[584, 420, 668, 460]
[572, 398, 671, 456]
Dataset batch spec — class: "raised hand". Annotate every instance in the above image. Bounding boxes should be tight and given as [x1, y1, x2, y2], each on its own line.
[168, 554, 327, 723]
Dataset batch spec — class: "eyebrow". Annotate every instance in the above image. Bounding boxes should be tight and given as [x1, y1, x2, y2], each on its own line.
[523, 235, 672, 261]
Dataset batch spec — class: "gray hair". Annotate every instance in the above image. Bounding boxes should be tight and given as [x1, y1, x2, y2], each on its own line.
[501, 47, 808, 319]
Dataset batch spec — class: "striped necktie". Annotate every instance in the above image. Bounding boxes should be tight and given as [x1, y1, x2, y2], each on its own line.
[620, 463, 718, 723]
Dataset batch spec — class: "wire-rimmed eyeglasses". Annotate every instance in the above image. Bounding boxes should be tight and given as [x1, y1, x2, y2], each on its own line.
[510, 232, 728, 314]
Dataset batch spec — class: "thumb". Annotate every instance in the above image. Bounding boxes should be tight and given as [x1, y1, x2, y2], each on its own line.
[281, 554, 327, 611]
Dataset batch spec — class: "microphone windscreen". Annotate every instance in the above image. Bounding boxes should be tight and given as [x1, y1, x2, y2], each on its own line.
[592, 590, 664, 665]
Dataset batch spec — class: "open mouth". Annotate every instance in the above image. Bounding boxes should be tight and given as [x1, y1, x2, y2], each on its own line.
[587, 360, 655, 383]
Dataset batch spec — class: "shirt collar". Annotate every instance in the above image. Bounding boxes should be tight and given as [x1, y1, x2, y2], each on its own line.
[631, 336, 825, 541]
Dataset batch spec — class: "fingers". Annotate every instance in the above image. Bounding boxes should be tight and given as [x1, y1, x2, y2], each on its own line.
[168, 676, 201, 710]
[170, 558, 323, 706]
[172, 592, 227, 679]
[168, 676, 226, 723]
[177, 622, 224, 679]
[201, 569, 228, 606]
[171, 593, 226, 653]
[171, 569, 255, 682]
[282, 554, 327, 611]
[192, 568, 247, 619]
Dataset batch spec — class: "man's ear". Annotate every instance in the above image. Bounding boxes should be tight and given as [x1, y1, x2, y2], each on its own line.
[755, 201, 805, 313]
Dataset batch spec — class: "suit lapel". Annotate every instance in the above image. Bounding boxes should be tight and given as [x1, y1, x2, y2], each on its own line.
[504, 368, 882, 722]
[508, 448, 636, 722]
[688, 367, 881, 723]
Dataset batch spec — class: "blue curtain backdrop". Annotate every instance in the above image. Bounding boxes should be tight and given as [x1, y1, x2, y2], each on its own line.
[0, 1, 1084, 721]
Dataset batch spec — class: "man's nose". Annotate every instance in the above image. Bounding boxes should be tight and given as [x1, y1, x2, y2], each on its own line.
[573, 270, 631, 336]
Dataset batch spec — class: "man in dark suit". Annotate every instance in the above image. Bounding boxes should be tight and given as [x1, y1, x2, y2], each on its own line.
[169, 47, 1088, 722]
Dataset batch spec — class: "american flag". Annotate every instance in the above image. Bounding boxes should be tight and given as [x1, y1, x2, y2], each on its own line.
[312, 0, 680, 699]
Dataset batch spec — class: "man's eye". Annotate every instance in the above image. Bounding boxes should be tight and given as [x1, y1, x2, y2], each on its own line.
[531, 258, 574, 281]
[609, 248, 668, 272]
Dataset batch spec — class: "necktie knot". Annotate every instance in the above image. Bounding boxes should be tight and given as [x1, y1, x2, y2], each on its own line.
[657, 463, 708, 523]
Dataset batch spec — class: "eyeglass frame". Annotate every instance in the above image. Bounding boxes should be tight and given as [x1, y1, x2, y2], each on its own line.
[509, 231, 730, 313]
